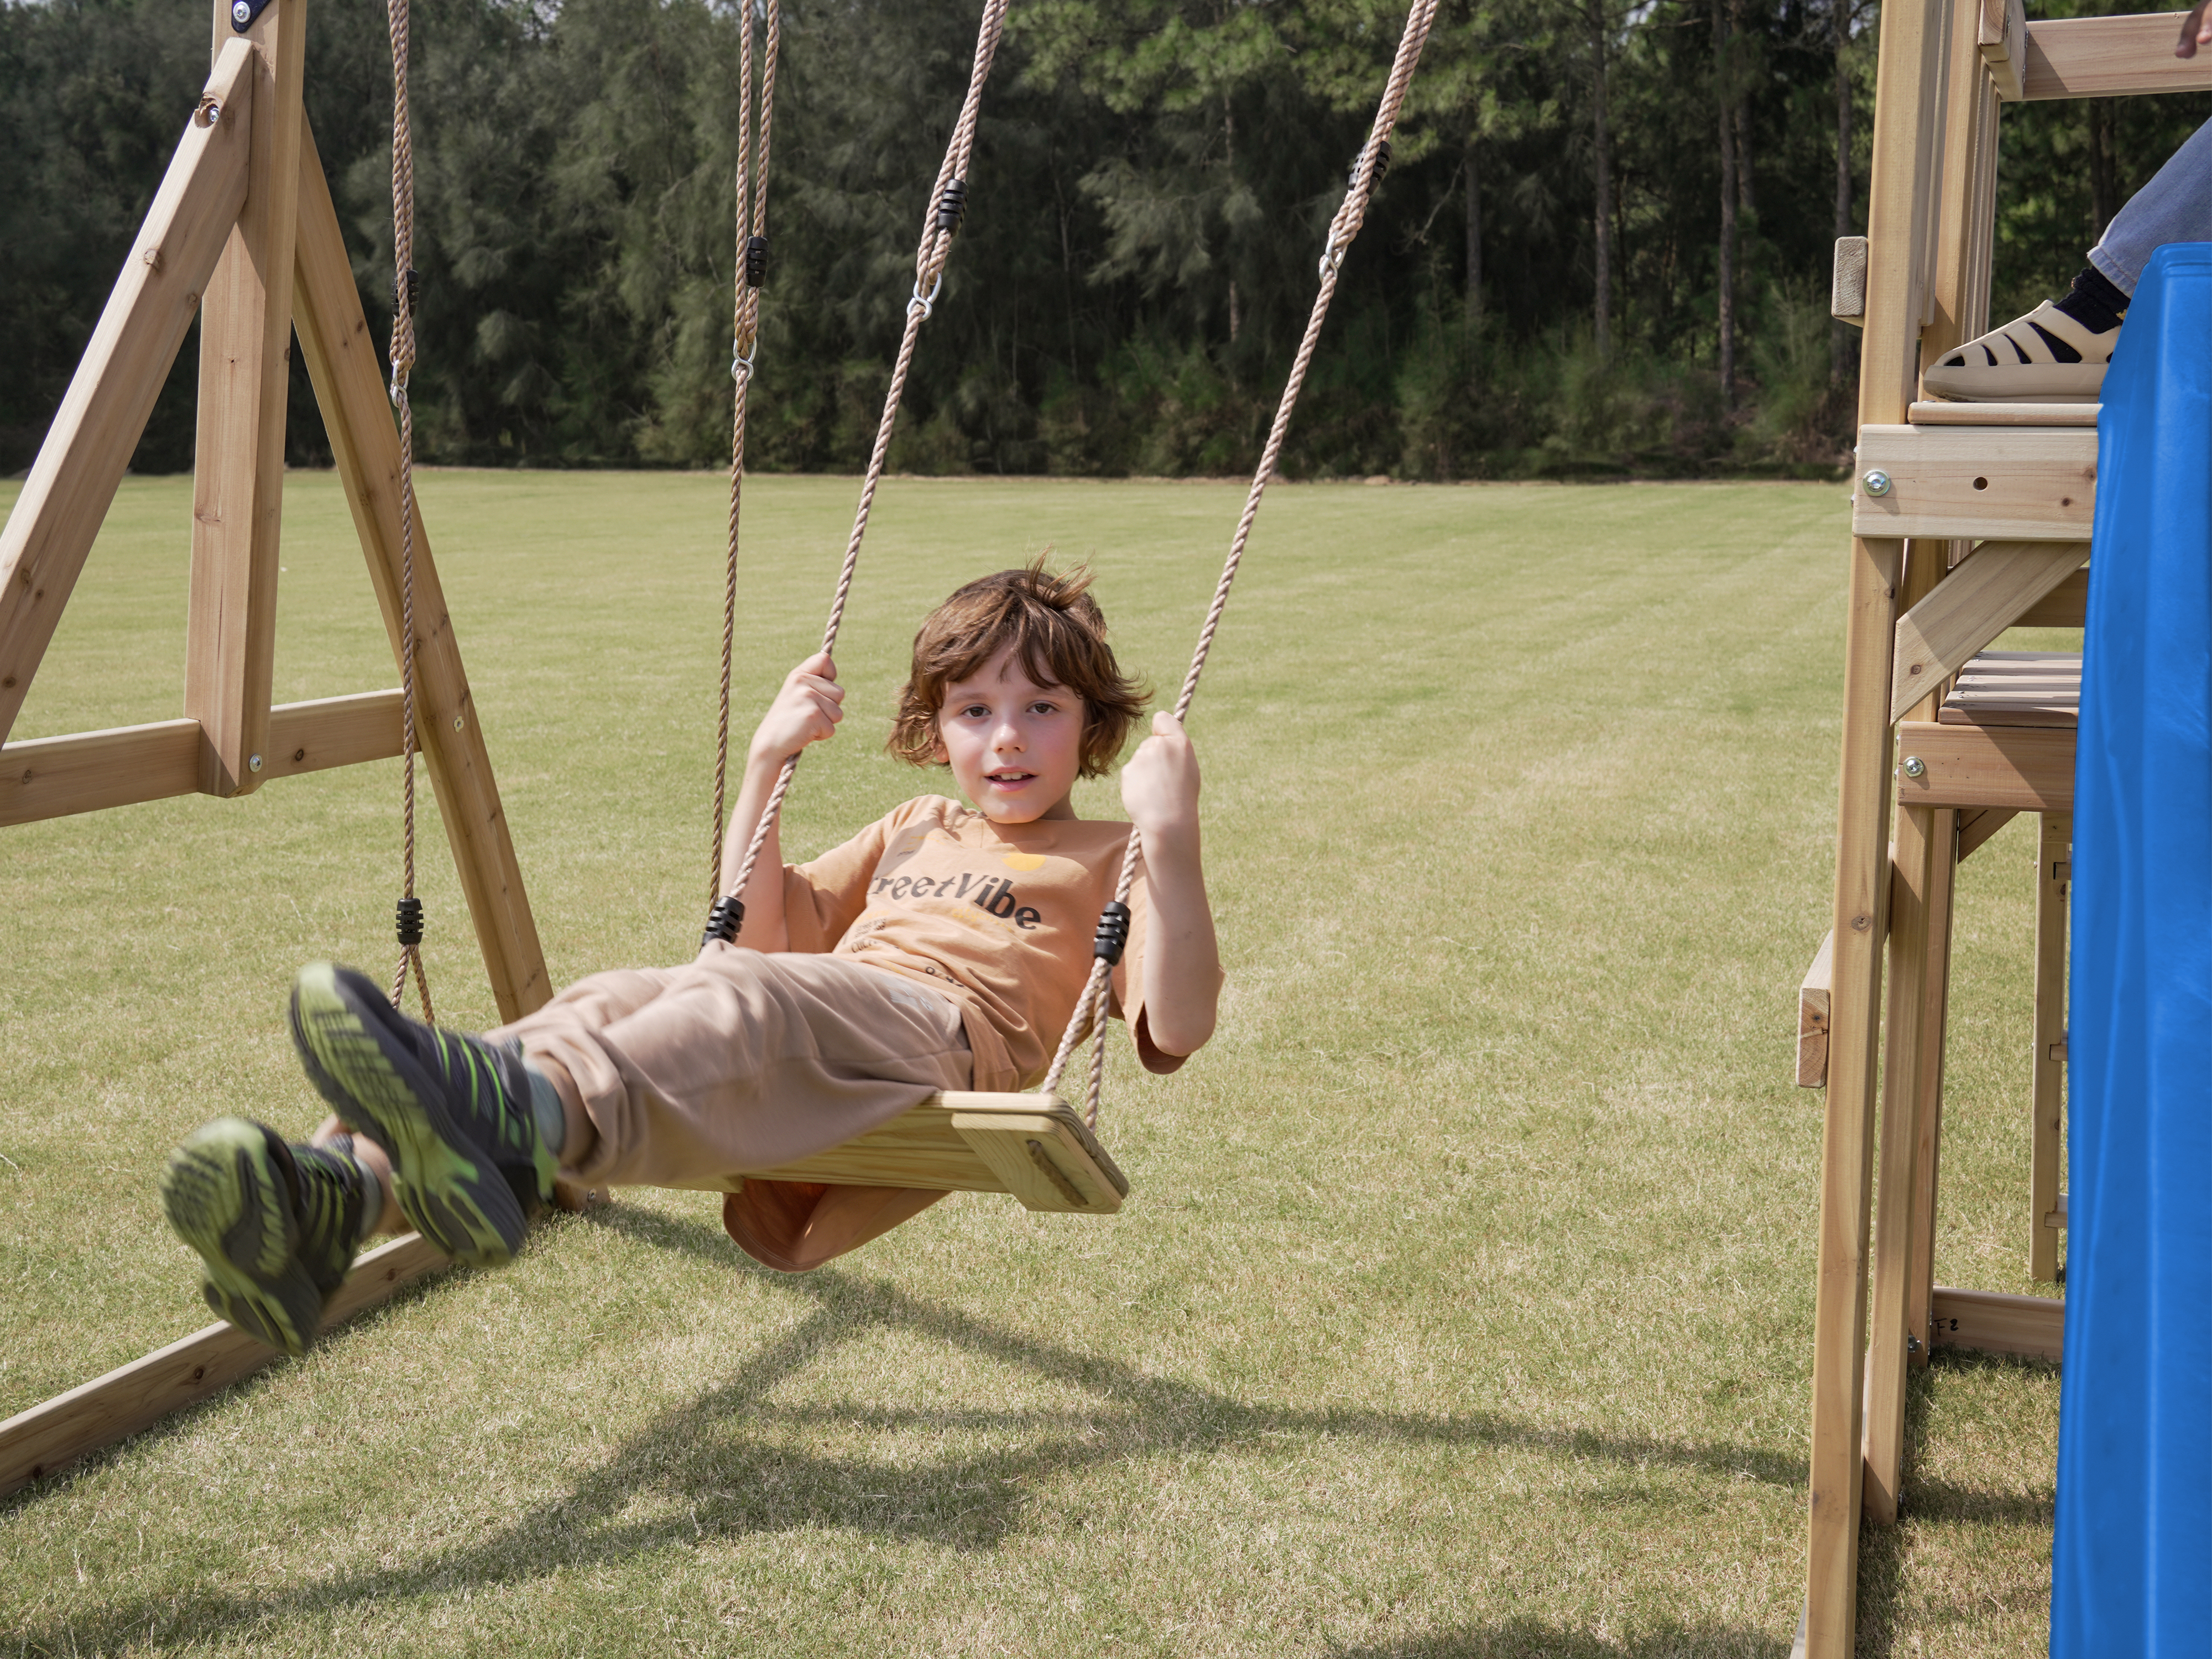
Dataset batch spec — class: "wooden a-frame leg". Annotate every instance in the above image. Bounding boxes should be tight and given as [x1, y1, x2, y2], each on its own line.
[290, 122, 551, 1022]
[186, 0, 309, 798]
[2030, 813, 2069, 1281]
[0, 41, 255, 748]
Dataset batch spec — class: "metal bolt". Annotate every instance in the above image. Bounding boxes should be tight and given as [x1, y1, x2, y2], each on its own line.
[1906, 1334, 1923, 1354]
[247, 753, 263, 773]
[1901, 755, 1926, 779]
[453, 714, 465, 731]
[231, 0, 252, 22]
[1861, 469, 1892, 496]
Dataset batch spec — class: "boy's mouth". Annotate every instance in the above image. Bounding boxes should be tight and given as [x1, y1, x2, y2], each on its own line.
[985, 769, 1034, 785]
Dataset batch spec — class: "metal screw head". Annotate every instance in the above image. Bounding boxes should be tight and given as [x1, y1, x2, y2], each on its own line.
[1906, 1334, 1923, 1354]
[231, 0, 252, 22]
[1901, 755, 1927, 779]
[1861, 469, 1892, 497]
[453, 714, 465, 731]
[247, 752, 263, 773]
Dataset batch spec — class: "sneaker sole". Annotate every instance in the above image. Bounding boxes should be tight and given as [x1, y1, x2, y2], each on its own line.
[160, 1118, 325, 1358]
[288, 963, 526, 1269]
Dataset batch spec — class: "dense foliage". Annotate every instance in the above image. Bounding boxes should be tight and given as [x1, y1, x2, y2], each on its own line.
[4, 0, 2209, 478]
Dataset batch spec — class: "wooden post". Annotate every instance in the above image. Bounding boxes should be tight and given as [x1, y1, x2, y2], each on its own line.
[2030, 813, 2070, 1281]
[1803, 0, 1949, 1645]
[1901, 807, 1959, 1368]
[1860, 0, 1994, 1525]
[290, 124, 551, 1021]
[0, 42, 255, 749]
[185, 0, 309, 798]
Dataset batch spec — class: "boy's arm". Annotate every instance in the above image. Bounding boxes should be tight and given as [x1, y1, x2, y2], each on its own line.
[716, 652, 844, 954]
[1120, 712, 1220, 1057]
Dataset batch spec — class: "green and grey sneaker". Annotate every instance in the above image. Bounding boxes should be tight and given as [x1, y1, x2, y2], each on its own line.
[159, 1118, 371, 1358]
[286, 961, 556, 1269]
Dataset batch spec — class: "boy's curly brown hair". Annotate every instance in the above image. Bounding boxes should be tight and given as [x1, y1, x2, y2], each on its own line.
[888, 560, 1148, 779]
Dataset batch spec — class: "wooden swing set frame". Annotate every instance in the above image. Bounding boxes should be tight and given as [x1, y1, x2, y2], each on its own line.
[1795, 3, 2212, 1651]
[0, 0, 1124, 1499]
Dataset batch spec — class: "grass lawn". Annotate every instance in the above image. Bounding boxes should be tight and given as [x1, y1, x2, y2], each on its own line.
[0, 470, 2066, 1656]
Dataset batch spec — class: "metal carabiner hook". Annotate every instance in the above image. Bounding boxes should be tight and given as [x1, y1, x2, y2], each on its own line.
[909, 269, 944, 320]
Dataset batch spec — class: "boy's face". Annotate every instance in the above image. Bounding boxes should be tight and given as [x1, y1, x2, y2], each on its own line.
[933, 644, 1083, 823]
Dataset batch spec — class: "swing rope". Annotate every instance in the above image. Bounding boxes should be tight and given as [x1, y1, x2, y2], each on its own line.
[709, 0, 784, 910]
[386, 0, 433, 1023]
[703, 0, 1008, 947]
[1038, 0, 1441, 1127]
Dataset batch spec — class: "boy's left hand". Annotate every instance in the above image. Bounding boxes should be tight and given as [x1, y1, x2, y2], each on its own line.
[1120, 712, 1201, 838]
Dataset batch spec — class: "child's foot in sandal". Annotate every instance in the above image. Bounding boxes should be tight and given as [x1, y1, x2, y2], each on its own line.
[286, 962, 559, 1269]
[160, 1118, 375, 1357]
[1922, 266, 2128, 402]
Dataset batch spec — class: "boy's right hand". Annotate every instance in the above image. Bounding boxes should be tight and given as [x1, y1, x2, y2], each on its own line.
[749, 652, 844, 764]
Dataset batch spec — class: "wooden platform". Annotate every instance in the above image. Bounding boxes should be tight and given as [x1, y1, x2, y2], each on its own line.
[1854, 424, 2096, 541]
[1899, 650, 2080, 812]
[1906, 400, 2098, 426]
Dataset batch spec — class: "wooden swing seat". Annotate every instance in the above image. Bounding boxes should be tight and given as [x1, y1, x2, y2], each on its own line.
[742, 1091, 1129, 1215]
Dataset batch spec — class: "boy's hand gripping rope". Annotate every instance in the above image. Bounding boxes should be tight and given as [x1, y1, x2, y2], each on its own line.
[705, 0, 1005, 949]
[387, 0, 433, 1023]
[708, 0, 784, 925]
[1039, 0, 1440, 1129]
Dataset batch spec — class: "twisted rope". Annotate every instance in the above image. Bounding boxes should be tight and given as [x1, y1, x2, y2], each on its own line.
[387, 0, 433, 1023]
[714, 0, 1007, 917]
[1039, 0, 1441, 1126]
[711, 0, 784, 907]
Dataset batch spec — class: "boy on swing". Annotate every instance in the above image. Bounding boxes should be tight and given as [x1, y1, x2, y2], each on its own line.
[159, 564, 1222, 1358]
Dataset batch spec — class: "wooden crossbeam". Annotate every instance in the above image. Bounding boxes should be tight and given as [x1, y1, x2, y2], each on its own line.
[1929, 1286, 2063, 1359]
[0, 41, 255, 748]
[2020, 9, 2212, 100]
[1889, 540, 2091, 722]
[0, 690, 404, 827]
[1896, 719, 2074, 812]
[0, 1234, 448, 1499]
[1797, 931, 1835, 1089]
[1854, 424, 2098, 542]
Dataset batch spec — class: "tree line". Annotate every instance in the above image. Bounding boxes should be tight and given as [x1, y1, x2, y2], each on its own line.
[5, 0, 2209, 481]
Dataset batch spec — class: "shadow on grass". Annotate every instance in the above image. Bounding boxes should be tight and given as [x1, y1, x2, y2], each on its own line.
[14, 1202, 1814, 1652]
[1327, 1621, 1790, 1657]
[1853, 1347, 2058, 1657]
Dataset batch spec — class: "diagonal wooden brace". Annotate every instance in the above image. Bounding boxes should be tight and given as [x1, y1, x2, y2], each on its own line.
[1889, 539, 2091, 723]
[0, 40, 255, 749]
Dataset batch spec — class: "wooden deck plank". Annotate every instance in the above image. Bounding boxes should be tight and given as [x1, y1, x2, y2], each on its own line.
[1854, 424, 2097, 542]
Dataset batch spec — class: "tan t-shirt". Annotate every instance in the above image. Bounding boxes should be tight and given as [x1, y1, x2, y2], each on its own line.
[779, 796, 1196, 1092]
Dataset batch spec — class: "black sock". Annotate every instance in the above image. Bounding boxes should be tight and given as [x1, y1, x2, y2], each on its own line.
[2054, 266, 2129, 334]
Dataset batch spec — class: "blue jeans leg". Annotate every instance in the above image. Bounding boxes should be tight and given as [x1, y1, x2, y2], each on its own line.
[2089, 117, 2212, 296]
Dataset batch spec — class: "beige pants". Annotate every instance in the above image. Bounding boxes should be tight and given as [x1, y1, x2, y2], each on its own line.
[491, 945, 973, 1193]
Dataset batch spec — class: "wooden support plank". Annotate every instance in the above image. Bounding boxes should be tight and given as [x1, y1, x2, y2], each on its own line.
[2017, 567, 2089, 628]
[2030, 813, 2069, 1281]
[0, 41, 255, 749]
[1908, 400, 2098, 426]
[1936, 650, 2081, 726]
[1955, 806, 2017, 860]
[741, 1092, 1130, 1206]
[1854, 424, 2098, 541]
[1806, 0, 1949, 1636]
[0, 691, 402, 827]
[1897, 719, 2075, 811]
[185, 0, 309, 799]
[1798, 931, 1835, 1089]
[0, 1234, 448, 1499]
[2020, 11, 2212, 100]
[1976, 0, 2028, 97]
[1929, 1286, 2063, 1359]
[290, 123, 550, 1022]
[1901, 809, 1960, 1371]
[1890, 541, 2091, 722]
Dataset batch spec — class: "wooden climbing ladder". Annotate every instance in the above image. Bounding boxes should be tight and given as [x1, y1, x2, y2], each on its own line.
[1797, 3, 2212, 1651]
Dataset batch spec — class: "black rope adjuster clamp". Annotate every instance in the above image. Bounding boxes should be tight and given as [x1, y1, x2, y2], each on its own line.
[702, 895, 745, 949]
[1092, 900, 1131, 966]
[395, 896, 425, 948]
[745, 234, 768, 288]
[935, 178, 968, 237]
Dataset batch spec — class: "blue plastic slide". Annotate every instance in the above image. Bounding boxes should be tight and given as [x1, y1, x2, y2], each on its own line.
[2048, 243, 2212, 1655]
